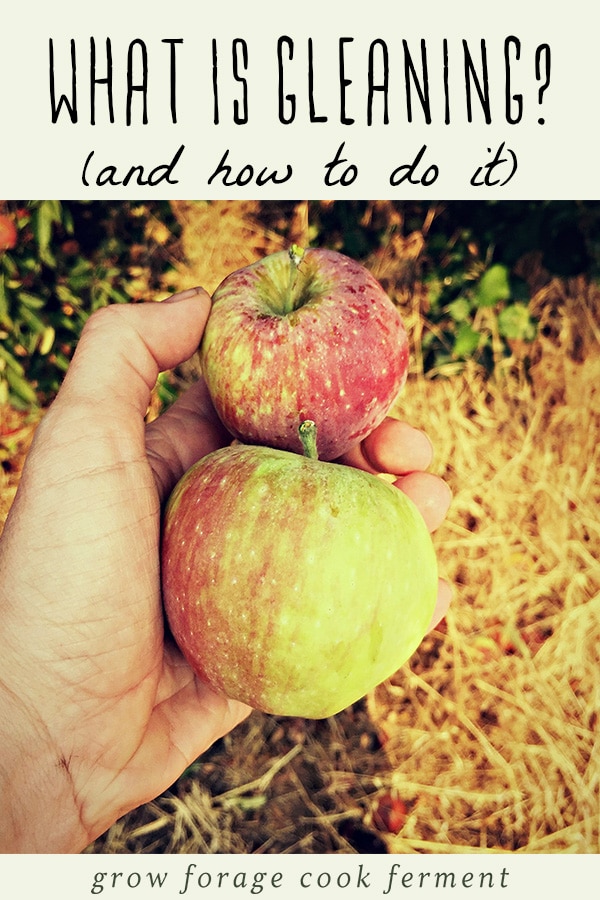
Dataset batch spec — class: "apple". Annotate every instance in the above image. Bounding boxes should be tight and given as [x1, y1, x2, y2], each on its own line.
[0, 214, 17, 252]
[199, 247, 409, 461]
[161, 422, 438, 719]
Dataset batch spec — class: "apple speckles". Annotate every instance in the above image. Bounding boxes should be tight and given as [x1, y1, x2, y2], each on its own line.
[200, 247, 409, 461]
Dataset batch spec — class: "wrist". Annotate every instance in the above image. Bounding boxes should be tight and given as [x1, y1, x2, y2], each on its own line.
[0, 668, 88, 852]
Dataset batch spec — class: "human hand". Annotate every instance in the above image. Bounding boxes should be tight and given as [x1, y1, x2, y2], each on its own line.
[0, 288, 451, 853]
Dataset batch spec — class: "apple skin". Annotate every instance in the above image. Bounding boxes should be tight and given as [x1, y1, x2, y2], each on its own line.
[199, 248, 409, 461]
[161, 442, 438, 719]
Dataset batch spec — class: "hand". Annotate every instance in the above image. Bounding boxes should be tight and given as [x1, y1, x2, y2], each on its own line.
[0, 289, 451, 853]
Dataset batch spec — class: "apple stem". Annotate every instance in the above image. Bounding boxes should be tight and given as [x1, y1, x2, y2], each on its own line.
[286, 244, 305, 312]
[298, 420, 319, 460]
[289, 244, 305, 267]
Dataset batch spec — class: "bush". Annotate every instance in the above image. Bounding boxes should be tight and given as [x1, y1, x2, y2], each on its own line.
[0, 201, 180, 408]
[419, 228, 535, 374]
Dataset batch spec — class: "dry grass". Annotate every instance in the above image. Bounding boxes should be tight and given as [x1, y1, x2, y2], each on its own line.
[369, 284, 600, 853]
[2, 201, 598, 854]
[168, 200, 303, 294]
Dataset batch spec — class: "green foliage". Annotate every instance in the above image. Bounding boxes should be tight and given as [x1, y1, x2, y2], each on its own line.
[309, 200, 600, 377]
[0, 201, 180, 408]
[416, 202, 600, 374]
[421, 234, 537, 375]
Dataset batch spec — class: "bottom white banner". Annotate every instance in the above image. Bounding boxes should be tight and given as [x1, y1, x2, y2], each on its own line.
[1, 853, 598, 898]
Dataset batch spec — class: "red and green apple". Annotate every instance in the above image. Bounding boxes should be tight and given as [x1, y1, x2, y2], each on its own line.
[161, 423, 438, 719]
[199, 247, 409, 461]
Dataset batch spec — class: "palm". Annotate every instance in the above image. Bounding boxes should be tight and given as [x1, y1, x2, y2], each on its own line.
[0, 376, 249, 845]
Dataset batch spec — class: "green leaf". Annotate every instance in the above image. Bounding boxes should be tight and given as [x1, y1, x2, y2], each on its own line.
[0, 343, 25, 375]
[5, 367, 38, 407]
[2, 254, 19, 279]
[17, 291, 46, 310]
[453, 322, 482, 358]
[473, 263, 511, 308]
[107, 287, 129, 303]
[0, 275, 10, 325]
[39, 326, 56, 355]
[18, 305, 46, 335]
[56, 284, 80, 306]
[51, 351, 71, 373]
[31, 201, 63, 268]
[447, 296, 472, 322]
[498, 302, 537, 341]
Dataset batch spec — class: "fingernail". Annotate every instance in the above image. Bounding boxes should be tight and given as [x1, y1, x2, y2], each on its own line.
[162, 286, 206, 304]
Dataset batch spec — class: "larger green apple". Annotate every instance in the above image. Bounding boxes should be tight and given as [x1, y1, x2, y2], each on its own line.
[199, 247, 409, 461]
[161, 424, 438, 719]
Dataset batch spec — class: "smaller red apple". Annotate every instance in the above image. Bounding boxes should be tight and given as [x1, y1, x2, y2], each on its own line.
[0, 215, 17, 252]
[200, 247, 409, 461]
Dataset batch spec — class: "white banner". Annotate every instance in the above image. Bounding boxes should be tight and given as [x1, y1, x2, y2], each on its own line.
[0, 0, 598, 198]
[1, 852, 599, 897]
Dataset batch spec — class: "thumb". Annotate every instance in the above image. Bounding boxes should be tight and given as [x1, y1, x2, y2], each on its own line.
[19, 289, 211, 496]
[55, 288, 211, 421]
[1, 288, 212, 609]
